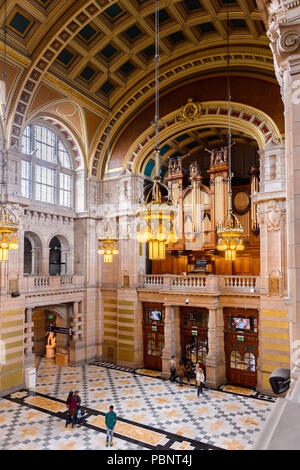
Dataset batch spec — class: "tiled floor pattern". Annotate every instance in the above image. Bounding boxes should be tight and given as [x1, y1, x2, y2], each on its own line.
[0, 359, 276, 450]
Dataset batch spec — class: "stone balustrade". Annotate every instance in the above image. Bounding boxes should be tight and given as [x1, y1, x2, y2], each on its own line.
[139, 274, 259, 294]
[23, 274, 84, 293]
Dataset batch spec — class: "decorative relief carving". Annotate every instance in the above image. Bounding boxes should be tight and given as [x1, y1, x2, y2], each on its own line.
[265, 201, 281, 231]
[189, 162, 201, 180]
[178, 98, 202, 122]
[279, 30, 300, 54]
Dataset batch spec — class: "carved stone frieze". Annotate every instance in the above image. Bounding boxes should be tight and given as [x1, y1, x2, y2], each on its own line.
[265, 200, 281, 231]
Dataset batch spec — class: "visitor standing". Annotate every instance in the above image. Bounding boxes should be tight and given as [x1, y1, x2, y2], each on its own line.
[169, 355, 176, 382]
[195, 362, 205, 397]
[105, 405, 117, 447]
[65, 391, 77, 427]
[177, 360, 185, 386]
[185, 359, 193, 385]
[72, 390, 82, 427]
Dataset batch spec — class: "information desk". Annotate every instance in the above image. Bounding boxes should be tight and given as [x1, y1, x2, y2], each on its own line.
[56, 348, 68, 366]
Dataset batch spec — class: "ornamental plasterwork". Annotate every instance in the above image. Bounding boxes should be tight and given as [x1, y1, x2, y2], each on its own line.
[265, 200, 281, 231]
[178, 99, 202, 122]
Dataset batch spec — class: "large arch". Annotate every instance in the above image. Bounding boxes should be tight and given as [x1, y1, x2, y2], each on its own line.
[107, 101, 282, 178]
[99, 75, 284, 179]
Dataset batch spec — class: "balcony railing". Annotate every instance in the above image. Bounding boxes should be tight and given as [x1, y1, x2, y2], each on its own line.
[23, 275, 84, 293]
[139, 274, 260, 294]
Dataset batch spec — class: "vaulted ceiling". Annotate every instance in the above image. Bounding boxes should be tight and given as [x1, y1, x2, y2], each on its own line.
[0, 0, 276, 177]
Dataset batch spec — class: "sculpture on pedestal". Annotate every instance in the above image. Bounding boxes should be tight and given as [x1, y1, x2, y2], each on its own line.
[45, 326, 56, 359]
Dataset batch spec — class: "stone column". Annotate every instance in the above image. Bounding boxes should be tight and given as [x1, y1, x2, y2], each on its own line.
[135, 301, 144, 368]
[161, 305, 176, 378]
[24, 307, 34, 368]
[205, 307, 226, 388]
[69, 301, 84, 365]
[267, 11, 300, 383]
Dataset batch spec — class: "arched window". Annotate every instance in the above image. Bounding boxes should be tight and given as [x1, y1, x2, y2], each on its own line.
[21, 124, 73, 208]
[244, 351, 256, 372]
[230, 349, 243, 370]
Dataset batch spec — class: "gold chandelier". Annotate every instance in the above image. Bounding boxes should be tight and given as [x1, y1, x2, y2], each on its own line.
[0, 10, 19, 262]
[217, 212, 244, 261]
[216, 8, 244, 261]
[137, 163, 178, 260]
[0, 203, 19, 262]
[136, 0, 178, 260]
[98, 239, 118, 263]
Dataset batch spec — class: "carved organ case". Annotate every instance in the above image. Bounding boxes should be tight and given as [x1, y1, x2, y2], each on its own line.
[161, 146, 260, 276]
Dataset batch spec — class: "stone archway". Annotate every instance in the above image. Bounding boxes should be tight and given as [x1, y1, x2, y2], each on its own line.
[48, 234, 71, 275]
[122, 101, 282, 176]
[24, 231, 43, 275]
[32, 305, 69, 357]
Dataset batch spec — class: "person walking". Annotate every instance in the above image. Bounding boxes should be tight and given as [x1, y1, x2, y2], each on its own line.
[74, 390, 81, 407]
[71, 390, 82, 428]
[195, 362, 205, 397]
[185, 359, 193, 385]
[169, 355, 176, 382]
[65, 391, 77, 427]
[177, 360, 185, 386]
[105, 405, 117, 447]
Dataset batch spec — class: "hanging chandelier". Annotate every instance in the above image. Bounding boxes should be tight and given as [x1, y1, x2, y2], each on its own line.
[216, 8, 244, 261]
[136, 0, 178, 260]
[98, 239, 118, 263]
[97, 216, 119, 263]
[0, 3, 19, 262]
[97, 63, 118, 264]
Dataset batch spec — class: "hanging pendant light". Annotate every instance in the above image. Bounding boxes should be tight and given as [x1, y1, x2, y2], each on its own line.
[0, 2, 19, 262]
[216, 8, 244, 261]
[98, 239, 119, 263]
[97, 217, 119, 264]
[136, 0, 178, 260]
[97, 65, 118, 263]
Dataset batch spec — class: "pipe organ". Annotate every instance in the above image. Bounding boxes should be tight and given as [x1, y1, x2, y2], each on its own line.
[154, 147, 260, 276]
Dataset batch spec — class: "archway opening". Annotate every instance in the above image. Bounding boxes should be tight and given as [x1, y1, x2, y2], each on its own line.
[49, 236, 63, 275]
[24, 231, 43, 275]
[32, 310, 57, 357]
[24, 237, 32, 275]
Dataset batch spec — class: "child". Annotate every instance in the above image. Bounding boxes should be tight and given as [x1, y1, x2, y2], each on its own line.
[76, 407, 86, 427]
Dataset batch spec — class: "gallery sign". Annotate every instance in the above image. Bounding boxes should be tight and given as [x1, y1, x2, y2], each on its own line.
[47, 326, 73, 335]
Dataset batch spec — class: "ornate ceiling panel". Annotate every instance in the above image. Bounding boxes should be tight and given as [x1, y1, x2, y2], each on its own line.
[0, 0, 275, 174]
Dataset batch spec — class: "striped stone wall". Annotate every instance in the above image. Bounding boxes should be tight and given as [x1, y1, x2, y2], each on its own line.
[260, 310, 290, 390]
[102, 296, 118, 361]
[101, 294, 137, 365]
[117, 300, 135, 364]
[0, 309, 24, 392]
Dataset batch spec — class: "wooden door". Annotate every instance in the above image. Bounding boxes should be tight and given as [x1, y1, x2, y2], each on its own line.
[181, 328, 208, 374]
[143, 325, 164, 370]
[224, 308, 258, 388]
[142, 302, 165, 371]
[180, 307, 208, 372]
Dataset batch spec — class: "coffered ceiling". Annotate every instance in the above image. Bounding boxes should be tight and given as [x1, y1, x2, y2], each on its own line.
[0, 0, 275, 175]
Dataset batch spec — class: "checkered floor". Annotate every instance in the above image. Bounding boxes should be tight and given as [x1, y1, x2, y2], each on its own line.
[0, 358, 276, 450]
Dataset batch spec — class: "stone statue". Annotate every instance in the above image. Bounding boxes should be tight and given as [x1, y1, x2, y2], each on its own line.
[205, 144, 233, 166]
[45, 325, 56, 359]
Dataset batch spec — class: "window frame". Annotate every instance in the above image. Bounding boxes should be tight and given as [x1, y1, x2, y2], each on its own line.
[20, 123, 74, 209]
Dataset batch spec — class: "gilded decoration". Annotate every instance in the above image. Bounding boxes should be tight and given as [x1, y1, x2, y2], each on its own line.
[178, 98, 202, 122]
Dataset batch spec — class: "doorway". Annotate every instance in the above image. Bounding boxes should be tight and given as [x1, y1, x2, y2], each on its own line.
[143, 302, 165, 371]
[180, 306, 208, 373]
[49, 236, 64, 275]
[32, 310, 57, 357]
[224, 307, 259, 388]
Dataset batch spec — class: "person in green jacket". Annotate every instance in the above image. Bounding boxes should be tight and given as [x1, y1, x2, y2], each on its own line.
[105, 405, 117, 447]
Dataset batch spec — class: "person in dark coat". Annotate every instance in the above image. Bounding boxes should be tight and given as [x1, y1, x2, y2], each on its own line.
[65, 391, 77, 427]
